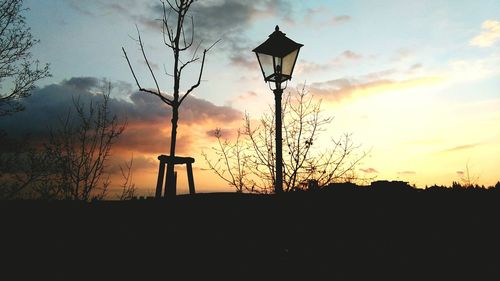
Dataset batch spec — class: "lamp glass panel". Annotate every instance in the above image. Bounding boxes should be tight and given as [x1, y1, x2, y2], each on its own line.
[257, 53, 274, 79]
[282, 49, 298, 77]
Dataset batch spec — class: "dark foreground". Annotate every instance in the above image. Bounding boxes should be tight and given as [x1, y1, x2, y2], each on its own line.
[2, 189, 500, 280]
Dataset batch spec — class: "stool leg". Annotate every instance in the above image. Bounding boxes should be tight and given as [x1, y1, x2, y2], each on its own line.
[187, 163, 195, 194]
[155, 160, 165, 198]
[163, 163, 169, 198]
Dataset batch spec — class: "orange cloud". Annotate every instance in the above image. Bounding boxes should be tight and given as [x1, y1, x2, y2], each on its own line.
[360, 168, 378, 173]
[309, 76, 444, 102]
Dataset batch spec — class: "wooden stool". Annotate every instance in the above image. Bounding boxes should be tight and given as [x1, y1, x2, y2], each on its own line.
[155, 155, 195, 198]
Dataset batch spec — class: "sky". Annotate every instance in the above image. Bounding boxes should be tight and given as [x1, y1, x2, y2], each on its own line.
[1, 0, 500, 195]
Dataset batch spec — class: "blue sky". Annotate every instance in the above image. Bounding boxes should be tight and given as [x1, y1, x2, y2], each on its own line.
[10, 0, 500, 192]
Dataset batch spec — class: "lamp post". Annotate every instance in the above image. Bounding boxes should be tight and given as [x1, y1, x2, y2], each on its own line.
[253, 25, 303, 194]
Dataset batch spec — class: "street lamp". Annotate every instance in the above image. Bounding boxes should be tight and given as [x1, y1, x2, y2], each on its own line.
[253, 25, 303, 194]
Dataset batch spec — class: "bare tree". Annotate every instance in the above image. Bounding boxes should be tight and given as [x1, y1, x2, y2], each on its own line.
[122, 0, 218, 197]
[0, 142, 52, 199]
[0, 83, 125, 200]
[119, 155, 136, 200]
[202, 129, 252, 193]
[458, 161, 480, 188]
[0, 0, 50, 116]
[44, 83, 125, 201]
[204, 86, 369, 193]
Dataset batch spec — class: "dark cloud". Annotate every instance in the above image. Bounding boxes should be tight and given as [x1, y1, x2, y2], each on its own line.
[63, 77, 101, 90]
[0, 77, 243, 155]
[0, 77, 108, 140]
[360, 168, 378, 173]
[74, 0, 291, 67]
[188, 0, 292, 67]
[68, 1, 296, 69]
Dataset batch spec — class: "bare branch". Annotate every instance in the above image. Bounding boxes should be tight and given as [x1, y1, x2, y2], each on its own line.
[136, 26, 162, 96]
[179, 39, 220, 105]
[162, 2, 174, 47]
[179, 16, 194, 51]
[163, 0, 179, 13]
[121, 47, 173, 106]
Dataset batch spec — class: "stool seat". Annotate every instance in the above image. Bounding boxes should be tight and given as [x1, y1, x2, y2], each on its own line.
[155, 155, 196, 197]
[157, 155, 195, 164]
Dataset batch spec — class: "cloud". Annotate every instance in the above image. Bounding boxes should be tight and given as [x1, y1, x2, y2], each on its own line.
[67, 0, 151, 18]
[190, 0, 293, 68]
[296, 50, 363, 74]
[391, 48, 414, 62]
[441, 143, 480, 153]
[360, 168, 378, 173]
[309, 78, 390, 101]
[397, 171, 416, 175]
[339, 50, 362, 60]
[0, 77, 243, 156]
[308, 75, 442, 102]
[140, 0, 291, 68]
[470, 20, 500, 48]
[105, 154, 157, 174]
[331, 15, 351, 25]
[303, 6, 350, 27]
[115, 124, 193, 155]
[64, 77, 101, 90]
[226, 91, 258, 106]
[409, 63, 422, 71]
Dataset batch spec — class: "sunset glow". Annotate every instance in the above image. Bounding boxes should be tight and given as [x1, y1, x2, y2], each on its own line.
[2, 0, 499, 195]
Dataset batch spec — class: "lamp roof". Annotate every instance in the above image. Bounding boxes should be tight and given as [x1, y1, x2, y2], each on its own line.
[252, 25, 303, 57]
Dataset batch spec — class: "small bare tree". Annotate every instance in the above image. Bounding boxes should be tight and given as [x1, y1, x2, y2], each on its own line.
[119, 155, 136, 200]
[458, 161, 480, 188]
[122, 0, 218, 197]
[0, 0, 50, 116]
[45, 84, 125, 201]
[204, 86, 369, 193]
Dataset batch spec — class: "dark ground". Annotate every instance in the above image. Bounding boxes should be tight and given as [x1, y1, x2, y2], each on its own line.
[2, 188, 500, 280]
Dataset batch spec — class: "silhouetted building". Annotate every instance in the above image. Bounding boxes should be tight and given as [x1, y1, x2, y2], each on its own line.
[370, 180, 412, 191]
[326, 182, 359, 191]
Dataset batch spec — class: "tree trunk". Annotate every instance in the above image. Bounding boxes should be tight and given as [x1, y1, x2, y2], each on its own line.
[165, 105, 179, 197]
